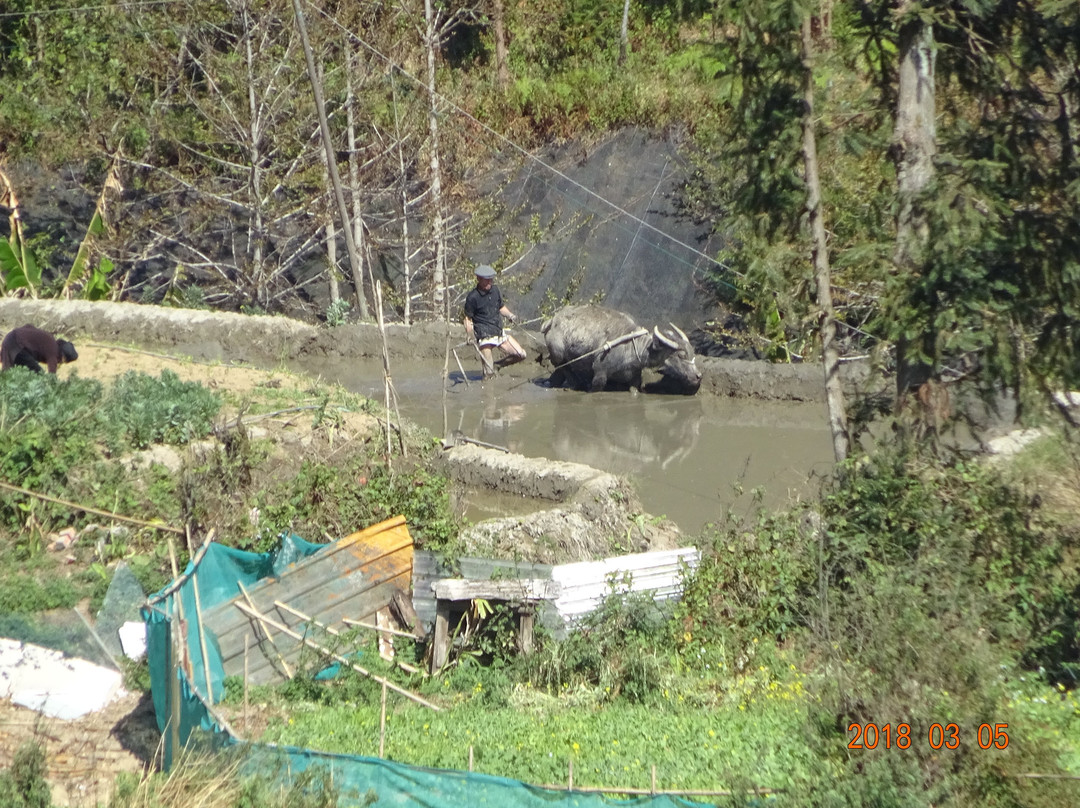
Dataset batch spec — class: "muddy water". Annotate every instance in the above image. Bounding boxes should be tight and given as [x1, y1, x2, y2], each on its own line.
[305, 359, 836, 537]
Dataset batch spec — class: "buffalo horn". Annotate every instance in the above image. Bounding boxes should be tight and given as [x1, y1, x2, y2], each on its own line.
[670, 323, 690, 345]
[653, 326, 678, 350]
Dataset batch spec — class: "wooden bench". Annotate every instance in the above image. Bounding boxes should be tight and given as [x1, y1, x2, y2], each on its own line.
[430, 578, 561, 671]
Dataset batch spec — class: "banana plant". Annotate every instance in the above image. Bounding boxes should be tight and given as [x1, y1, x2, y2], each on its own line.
[0, 159, 120, 300]
[61, 155, 122, 300]
[0, 167, 40, 296]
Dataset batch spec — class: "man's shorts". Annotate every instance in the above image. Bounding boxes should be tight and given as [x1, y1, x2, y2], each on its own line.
[477, 332, 508, 349]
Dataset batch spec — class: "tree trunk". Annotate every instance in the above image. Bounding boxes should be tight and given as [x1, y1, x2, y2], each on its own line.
[346, 44, 369, 315]
[802, 16, 849, 462]
[290, 0, 369, 319]
[619, 0, 631, 65]
[392, 75, 414, 325]
[492, 0, 510, 90]
[242, 0, 266, 306]
[892, 10, 936, 409]
[424, 0, 448, 320]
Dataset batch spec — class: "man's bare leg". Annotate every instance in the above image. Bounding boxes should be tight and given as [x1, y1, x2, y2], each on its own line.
[497, 335, 527, 365]
[479, 345, 496, 378]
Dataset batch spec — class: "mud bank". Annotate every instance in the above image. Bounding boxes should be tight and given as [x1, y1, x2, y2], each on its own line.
[443, 444, 681, 562]
[0, 299, 886, 403]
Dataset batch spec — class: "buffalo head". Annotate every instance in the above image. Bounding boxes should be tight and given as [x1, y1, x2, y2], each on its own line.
[648, 323, 702, 395]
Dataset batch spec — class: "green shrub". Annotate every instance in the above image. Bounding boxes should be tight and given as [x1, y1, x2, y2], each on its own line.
[0, 571, 81, 613]
[102, 369, 221, 449]
[253, 460, 457, 553]
[523, 584, 672, 704]
[0, 743, 51, 808]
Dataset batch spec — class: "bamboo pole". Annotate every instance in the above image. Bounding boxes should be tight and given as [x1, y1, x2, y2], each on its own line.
[191, 566, 215, 702]
[0, 480, 184, 535]
[166, 540, 194, 681]
[233, 600, 440, 711]
[238, 582, 293, 679]
[168, 598, 182, 761]
[148, 531, 216, 606]
[341, 617, 424, 640]
[274, 602, 420, 674]
[243, 635, 250, 737]
[378, 681, 388, 758]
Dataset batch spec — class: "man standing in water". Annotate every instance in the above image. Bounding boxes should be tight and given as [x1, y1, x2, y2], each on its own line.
[463, 265, 526, 380]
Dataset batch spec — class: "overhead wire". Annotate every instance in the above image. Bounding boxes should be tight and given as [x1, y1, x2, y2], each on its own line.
[0, 0, 881, 348]
[305, 0, 881, 349]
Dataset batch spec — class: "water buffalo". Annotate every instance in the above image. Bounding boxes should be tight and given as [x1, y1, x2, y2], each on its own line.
[542, 305, 702, 394]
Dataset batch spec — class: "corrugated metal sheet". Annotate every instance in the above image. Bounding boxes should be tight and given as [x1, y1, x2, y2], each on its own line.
[412, 547, 699, 639]
[202, 516, 413, 684]
[550, 547, 699, 625]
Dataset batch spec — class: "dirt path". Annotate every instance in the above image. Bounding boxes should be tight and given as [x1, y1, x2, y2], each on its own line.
[0, 691, 160, 807]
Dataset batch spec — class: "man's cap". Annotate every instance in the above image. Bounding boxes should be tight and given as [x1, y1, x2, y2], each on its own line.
[474, 265, 496, 279]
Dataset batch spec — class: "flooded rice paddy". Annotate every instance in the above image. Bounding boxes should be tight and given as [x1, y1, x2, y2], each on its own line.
[305, 357, 837, 537]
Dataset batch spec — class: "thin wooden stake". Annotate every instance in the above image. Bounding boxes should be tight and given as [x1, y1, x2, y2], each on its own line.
[468, 746, 473, 772]
[233, 600, 440, 710]
[191, 566, 215, 702]
[238, 581, 293, 679]
[378, 681, 388, 758]
[452, 348, 470, 387]
[243, 635, 250, 737]
[568, 759, 573, 790]
[651, 765, 656, 794]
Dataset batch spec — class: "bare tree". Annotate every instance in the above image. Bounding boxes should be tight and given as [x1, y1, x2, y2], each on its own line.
[136, 0, 329, 310]
[892, 5, 937, 415]
[423, 0, 449, 319]
[801, 15, 849, 461]
[492, 0, 510, 89]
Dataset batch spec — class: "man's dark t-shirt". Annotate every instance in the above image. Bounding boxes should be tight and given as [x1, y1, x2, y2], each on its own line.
[464, 285, 504, 340]
[1, 324, 73, 373]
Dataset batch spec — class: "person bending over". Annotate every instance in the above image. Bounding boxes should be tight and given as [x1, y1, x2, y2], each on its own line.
[463, 265, 526, 380]
[0, 324, 78, 373]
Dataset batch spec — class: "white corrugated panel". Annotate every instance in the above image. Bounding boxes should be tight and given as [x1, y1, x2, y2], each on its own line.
[550, 547, 699, 624]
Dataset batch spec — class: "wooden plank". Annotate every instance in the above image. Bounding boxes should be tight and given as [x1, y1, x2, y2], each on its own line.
[219, 576, 411, 681]
[458, 557, 554, 580]
[432, 601, 451, 671]
[204, 519, 415, 684]
[201, 531, 412, 637]
[216, 569, 412, 661]
[201, 517, 411, 617]
[432, 578, 561, 602]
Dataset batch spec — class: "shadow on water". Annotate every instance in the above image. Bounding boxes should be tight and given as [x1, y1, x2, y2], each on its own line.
[302, 357, 837, 536]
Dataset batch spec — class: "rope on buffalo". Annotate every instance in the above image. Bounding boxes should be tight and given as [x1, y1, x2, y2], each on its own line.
[505, 327, 649, 391]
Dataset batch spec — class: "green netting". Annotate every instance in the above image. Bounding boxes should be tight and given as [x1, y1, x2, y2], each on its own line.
[141, 534, 758, 808]
[142, 533, 324, 765]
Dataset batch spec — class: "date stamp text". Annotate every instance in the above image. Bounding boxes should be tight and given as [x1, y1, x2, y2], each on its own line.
[847, 722, 1010, 750]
